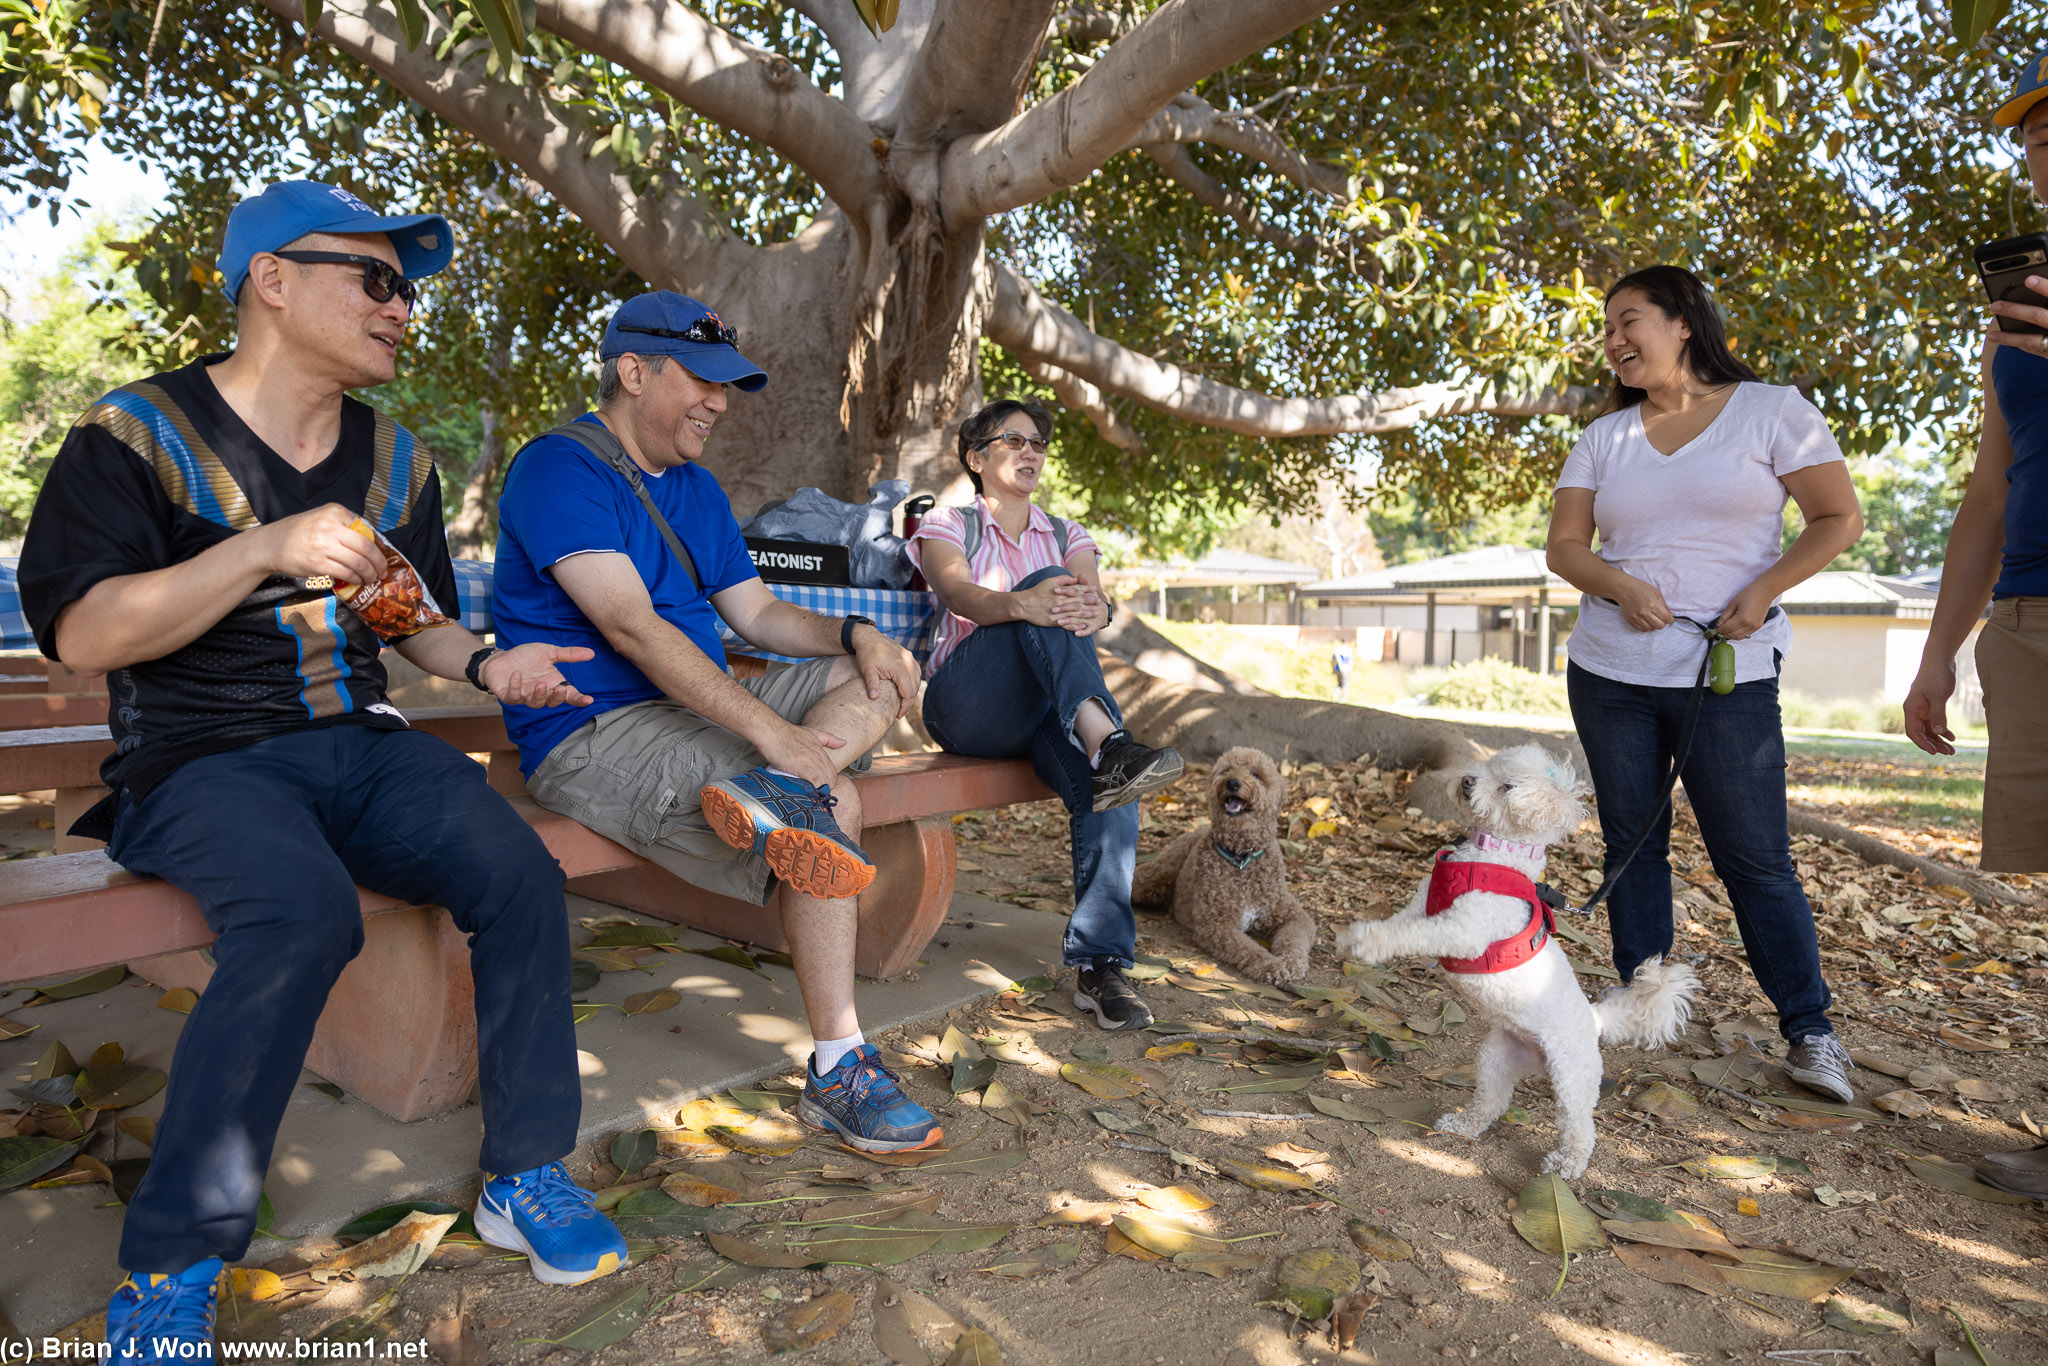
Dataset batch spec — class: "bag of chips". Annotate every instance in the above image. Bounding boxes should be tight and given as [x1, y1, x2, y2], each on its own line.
[321, 517, 454, 641]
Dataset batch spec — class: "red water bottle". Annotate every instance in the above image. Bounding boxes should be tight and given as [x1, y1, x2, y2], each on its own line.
[902, 494, 935, 590]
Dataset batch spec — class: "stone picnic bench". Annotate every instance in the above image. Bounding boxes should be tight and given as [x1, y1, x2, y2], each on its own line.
[0, 564, 1054, 1122]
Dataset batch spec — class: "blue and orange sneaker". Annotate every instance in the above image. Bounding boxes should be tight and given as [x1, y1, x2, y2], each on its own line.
[474, 1161, 627, 1286]
[700, 766, 875, 899]
[798, 1044, 943, 1152]
[106, 1256, 221, 1364]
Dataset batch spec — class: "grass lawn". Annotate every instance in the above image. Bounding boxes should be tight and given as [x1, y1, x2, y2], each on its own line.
[1785, 731, 1987, 834]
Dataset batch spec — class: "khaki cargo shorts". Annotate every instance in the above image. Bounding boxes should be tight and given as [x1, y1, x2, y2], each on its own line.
[527, 657, 841, 905]
[1976, 597, 2048, 873]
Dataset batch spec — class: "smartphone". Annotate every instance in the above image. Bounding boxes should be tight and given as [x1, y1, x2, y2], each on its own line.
[1976, 232, 2048, 335]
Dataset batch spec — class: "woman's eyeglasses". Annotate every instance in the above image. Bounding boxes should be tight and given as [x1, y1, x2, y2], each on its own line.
[270, 251, 419, 308]
[975, 432, 1052, 455]
[617, 316, 741, 347]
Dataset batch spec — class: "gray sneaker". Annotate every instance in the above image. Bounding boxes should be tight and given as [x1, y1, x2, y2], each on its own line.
[1784, 1033, 1855, 1104]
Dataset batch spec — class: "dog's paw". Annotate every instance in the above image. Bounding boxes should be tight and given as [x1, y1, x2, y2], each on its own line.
[1333, 921, 1380, 963]
[1239, 953, 1301, 986]
[1538, 1148, 1591, 1179]
[1434, 1111, 1487, 1139]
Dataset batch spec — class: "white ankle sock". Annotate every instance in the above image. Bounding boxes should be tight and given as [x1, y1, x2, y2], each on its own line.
[812, 1030, 865, 1074]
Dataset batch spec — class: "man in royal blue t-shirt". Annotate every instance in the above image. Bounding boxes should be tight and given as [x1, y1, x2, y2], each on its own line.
[493, 291, 940, 1154]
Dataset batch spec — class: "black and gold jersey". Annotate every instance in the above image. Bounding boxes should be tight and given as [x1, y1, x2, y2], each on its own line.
[19, 355, 458, 800]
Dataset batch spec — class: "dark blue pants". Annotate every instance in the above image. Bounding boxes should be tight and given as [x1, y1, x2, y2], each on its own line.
[922, 568, 1138, 968]
[1566, 663, 1833, 1041]
[108, 726, 579, 1273]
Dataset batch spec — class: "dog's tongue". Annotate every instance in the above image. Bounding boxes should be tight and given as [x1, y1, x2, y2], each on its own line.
[1223, 796, 1248, 815]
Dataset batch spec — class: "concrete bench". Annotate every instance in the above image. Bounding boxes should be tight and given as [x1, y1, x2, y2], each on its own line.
[0, 707, 1051, 1121]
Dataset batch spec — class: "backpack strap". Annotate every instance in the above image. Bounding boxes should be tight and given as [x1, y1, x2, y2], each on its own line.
[960, 503, 1072, 564]
[961, 504, 983, 563]
[519, 420, 700, 594]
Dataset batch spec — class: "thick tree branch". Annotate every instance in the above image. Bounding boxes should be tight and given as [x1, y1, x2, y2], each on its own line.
[537, 0, 885, 217]
[783, 0, 870, 59]
[1130, 92, 1347, 198]
[260, 0, 751, 284]
[943, 0, 1338, 225]
[1052, 4, 1140, 46]
[894, 1, 1057, 145]
[1017, 357, 1143, 452]
[988, 265, 1600, 438]
[1142, 144, 1324, 256]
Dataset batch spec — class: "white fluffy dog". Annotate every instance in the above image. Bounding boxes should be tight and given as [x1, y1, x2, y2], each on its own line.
[1335, 744, 1698, 1178]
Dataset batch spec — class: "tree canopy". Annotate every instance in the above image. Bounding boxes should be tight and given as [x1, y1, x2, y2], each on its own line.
[0, 0, 2038, 551]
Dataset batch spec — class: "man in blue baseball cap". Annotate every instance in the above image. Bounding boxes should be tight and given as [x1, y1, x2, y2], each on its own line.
[1903, 49, 2048, 1199]
[18, 180, 624, 1362]
[491, 290, 941, 1156]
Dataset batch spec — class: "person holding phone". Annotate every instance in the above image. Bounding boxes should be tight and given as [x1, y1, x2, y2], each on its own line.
[1901, 47, 2048, 1199]
[1544, 264, 1865, 1103]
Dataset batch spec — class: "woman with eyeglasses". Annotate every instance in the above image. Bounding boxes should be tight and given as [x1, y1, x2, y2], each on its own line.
[909, 398, 1185, 1031]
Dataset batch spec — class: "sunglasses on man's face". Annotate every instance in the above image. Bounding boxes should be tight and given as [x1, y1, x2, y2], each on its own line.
[617, 316, 740, 348]
[976, 431, 1052, 455]
[270, 251, 419, 308]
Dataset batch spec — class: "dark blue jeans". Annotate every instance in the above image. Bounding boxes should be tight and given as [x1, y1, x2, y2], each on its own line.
[108, 725, 579, 1273]
[1566, 662, 1834, 1042]
[922, 567, 1137, 968]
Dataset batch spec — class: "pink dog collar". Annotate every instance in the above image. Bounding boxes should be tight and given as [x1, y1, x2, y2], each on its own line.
[1471, 830, 1545, 861]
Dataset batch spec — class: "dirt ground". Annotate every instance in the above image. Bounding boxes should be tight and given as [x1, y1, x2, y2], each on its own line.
[20, 748, 2048, 1365]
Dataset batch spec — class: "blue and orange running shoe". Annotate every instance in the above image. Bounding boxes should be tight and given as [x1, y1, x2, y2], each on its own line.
[700, 766, 875, 900]
[106, 1256, 221, 1364]
[798, 1044, 943, 1152]
[475, 1161, 627, 1285]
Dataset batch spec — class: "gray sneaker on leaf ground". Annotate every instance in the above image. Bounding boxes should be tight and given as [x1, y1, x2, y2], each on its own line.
[1783, 1032, 1855, 1105]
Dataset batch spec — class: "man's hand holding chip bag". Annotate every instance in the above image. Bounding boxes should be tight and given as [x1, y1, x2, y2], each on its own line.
[259, 504, 388, 588]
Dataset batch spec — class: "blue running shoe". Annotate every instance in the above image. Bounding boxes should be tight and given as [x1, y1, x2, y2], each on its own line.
[475, 1161, 627, 1285]
[798, 1043, 943, 1152]
[700, 766, 875, 900]
[106, 1257, 221, 1364]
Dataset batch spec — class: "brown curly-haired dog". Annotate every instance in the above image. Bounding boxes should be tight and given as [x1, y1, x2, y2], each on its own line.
[1130, 746, 1313, 984]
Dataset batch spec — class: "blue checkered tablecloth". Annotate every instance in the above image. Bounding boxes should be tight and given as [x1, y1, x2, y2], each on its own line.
[0, 559, 936, 664]
[715, 582, 939, 665]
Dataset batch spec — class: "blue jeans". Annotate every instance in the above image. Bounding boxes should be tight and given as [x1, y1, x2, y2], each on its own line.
[107, 726, 580, 1273]
[1566, 662, 1834, 1042]
[921, 567, 1137, 968]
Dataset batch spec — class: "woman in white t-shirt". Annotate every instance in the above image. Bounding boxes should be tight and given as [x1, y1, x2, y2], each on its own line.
[1544, 265, 1865, 1102]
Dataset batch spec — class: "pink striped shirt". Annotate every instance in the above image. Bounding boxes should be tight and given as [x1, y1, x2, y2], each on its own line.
[907, 497, 1098, 676]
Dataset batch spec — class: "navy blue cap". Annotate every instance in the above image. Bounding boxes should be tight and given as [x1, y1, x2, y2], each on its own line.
[599, 291, 768, 392]
[219, 180, 454, 304]
[1997, 46, 2048, 128]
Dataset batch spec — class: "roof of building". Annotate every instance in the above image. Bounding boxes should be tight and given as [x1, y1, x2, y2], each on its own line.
[1303, 545, 1940, 618]
[1101, 548, 1322, 589]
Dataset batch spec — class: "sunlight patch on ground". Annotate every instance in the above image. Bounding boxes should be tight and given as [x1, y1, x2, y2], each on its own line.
[1375, 1136, 1485, 1179]
[1442, 1248, 1515, 1301]
[1905, 1225, 2031, 1268]
[1538, 1312, 1696, 1365]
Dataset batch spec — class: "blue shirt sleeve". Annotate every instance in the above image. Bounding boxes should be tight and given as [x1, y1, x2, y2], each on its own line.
[685, 466, 760, 595]
[500, 436, 628, 574]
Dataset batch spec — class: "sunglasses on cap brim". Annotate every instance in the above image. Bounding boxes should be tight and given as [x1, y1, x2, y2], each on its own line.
[616, 317, 741, 348]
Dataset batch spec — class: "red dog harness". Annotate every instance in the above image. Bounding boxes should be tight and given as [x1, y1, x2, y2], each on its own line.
[1424, 849, 1555, 975]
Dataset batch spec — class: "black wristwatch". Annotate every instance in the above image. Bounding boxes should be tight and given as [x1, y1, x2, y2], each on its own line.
[840, 614, 876, 655]
[465, 646, 499, 693]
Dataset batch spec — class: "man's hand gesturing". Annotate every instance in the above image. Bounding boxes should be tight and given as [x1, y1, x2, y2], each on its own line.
[481, 643, 597, 709]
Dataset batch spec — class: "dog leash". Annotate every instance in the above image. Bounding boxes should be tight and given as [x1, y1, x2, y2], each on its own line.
[1536, 606, 1780, 919]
